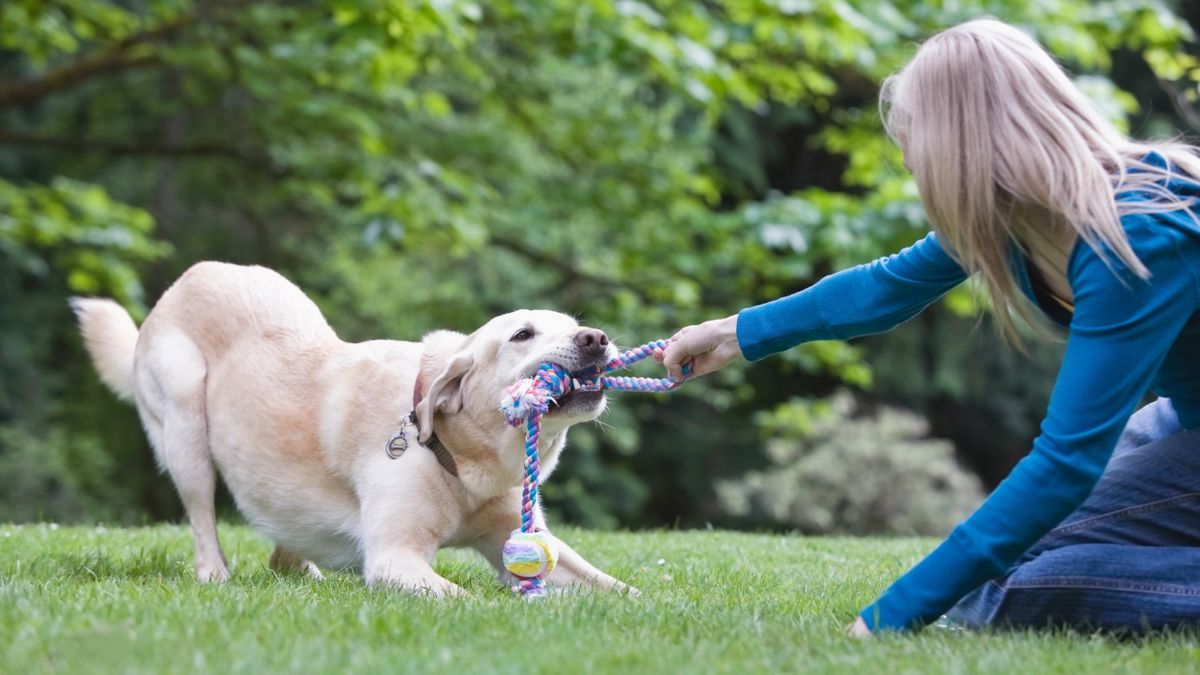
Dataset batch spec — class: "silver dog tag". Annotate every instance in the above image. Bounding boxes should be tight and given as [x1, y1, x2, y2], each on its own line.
[385, 412, 415, 459]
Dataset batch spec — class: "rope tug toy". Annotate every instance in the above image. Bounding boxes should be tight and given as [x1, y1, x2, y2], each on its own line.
[497, 338, 690, 597]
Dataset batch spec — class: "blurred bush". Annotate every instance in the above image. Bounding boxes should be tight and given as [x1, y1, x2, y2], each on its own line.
[717, 391, 983, 535]
[0, 426, 125, 523]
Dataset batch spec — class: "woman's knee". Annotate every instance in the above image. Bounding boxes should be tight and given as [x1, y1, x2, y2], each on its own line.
[967, 544, 1200, 633]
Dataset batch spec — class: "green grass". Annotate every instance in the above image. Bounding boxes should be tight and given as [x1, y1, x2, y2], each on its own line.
[1, 524, 1197, 674]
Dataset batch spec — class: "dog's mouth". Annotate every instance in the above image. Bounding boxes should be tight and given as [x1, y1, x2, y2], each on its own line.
[540, 358, 607, 417]
[547, 386, 604, 416]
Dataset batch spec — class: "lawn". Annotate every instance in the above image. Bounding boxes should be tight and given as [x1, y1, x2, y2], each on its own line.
[1, 524, 1197, 674]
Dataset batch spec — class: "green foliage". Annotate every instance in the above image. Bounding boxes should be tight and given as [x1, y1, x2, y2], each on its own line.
[0, 177, 166, 313]
[1, 0, 1197, 527]
[0, 426, 126, 523]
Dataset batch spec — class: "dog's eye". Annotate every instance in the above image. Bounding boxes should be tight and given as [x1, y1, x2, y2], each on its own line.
[510, 328, 534, 342]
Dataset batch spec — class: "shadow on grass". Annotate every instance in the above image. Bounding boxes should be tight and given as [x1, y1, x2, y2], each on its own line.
[9, 548, 197, 583]
[3, 546, 510, 598]
[932, 616, 1200, 644]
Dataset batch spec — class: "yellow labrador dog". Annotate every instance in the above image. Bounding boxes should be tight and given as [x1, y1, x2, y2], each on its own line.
[72, 261, 632, 595]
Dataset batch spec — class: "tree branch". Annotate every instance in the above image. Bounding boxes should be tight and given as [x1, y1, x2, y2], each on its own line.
[489, 233, 654, 302]
[0, 14, 196, 109]
[0, 130, 278, 173]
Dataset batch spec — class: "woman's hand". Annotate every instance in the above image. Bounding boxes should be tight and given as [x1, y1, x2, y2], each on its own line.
[846, 616, 873, 639]
[655, 314, 743, 380]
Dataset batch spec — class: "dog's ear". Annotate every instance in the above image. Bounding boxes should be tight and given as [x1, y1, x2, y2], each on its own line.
[416, 348, 475, 443]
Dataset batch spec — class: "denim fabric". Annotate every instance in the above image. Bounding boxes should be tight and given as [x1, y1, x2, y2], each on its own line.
[945, 398, 1200, 633]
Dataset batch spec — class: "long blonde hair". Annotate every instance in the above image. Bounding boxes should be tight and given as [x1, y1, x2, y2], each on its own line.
[881, 18, 1200, 342]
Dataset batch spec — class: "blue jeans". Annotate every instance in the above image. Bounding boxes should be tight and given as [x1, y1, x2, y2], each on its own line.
[945, 398, 1200, 633]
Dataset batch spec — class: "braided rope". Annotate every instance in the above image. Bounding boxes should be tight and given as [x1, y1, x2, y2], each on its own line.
[498, 338, 689, 597]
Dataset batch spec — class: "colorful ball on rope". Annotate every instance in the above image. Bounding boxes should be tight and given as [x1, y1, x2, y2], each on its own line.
[502, 528, 558, 579]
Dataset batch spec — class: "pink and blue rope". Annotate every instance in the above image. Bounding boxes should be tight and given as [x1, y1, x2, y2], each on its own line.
[575, 339, 688, 393]
[500, 338, 690, 597]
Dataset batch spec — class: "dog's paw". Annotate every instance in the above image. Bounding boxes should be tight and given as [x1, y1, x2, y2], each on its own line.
[195, 560, 231, 583]
[367, 573, 470, 598]
[301, 560, 325, 581]
[441, 583, 471, 598]
[409, 581, 470, 598]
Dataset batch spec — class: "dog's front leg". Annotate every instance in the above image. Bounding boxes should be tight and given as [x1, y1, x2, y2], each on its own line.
[548, 536, 639, 595]
[357, 453, 467, 597]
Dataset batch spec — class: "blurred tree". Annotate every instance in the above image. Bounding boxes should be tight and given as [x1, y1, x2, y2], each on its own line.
[0, 0, 1196, 527]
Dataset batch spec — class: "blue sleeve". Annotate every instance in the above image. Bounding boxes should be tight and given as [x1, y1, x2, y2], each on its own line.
[861, 215, 1199, 631]
[735, 233, 968, 361]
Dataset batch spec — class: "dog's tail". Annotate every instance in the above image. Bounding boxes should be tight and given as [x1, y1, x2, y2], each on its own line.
[70, 297, 139, 403]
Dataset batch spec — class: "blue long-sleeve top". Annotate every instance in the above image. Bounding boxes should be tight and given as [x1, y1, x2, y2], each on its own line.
[736, 158, 1200, 631]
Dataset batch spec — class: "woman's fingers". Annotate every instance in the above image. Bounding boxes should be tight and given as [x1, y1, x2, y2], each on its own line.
[654, 327, 690, 365]
[663, 320, 719, 379]
[656, 315, 740, 381]
[846, 616, 872, 638]
[662, 340, 690, 381]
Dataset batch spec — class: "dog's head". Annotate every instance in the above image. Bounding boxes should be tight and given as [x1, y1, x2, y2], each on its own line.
[415, 310, 615, 443]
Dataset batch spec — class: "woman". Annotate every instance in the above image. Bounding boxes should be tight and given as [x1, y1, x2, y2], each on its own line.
[658, 19, 1200, 634]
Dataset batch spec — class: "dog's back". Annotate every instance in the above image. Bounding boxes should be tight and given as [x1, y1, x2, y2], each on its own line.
[75, 262, 337, 398]
[141, 261, 337, 362]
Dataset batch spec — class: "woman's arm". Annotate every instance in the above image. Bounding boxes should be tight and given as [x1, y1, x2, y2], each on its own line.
[659, 232, 966, 380]
[736, 232, 968, 361]
[861, 215, 1198, 631]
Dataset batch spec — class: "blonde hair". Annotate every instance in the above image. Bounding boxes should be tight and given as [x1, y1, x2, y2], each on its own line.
[881, 18, 1200, 342]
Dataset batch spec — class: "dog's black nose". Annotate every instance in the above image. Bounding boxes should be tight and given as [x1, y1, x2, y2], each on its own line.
[573, 328, 609, 353]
